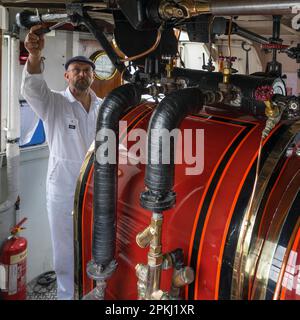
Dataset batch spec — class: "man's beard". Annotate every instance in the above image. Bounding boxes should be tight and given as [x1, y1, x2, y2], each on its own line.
[74, 78, 91, 91]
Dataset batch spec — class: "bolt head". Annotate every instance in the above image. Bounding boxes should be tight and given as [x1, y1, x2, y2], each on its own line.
[290, 102, 298, 111]
[176, 9, 184, 17]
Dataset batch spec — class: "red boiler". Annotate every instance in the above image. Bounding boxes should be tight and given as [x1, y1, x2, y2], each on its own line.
[74, 102, 300, 300]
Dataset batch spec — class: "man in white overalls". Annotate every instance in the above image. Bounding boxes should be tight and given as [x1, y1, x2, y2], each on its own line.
[21, 25, 102, 299]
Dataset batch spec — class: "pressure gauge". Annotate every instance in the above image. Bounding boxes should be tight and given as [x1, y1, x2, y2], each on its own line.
[92, 51, 117, 80]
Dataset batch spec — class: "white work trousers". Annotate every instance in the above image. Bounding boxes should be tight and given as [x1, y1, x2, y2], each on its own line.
[46, 195, 74, 300]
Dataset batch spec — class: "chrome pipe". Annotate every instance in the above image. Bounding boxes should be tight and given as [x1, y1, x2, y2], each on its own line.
[210, 0, 299, 16]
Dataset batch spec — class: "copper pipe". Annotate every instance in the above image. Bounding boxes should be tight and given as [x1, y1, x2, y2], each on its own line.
[120, 26, 163, 63]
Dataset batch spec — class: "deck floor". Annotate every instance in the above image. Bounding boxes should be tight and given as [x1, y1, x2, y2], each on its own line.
[26, 272, 57, 300]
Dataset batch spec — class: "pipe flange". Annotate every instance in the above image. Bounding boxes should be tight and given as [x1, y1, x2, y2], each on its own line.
[140, 190, 176, 212]
[86, 259, 118, 281]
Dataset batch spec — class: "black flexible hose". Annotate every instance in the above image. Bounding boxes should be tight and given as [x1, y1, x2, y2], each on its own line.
[142, 88, 205, 208]
[93, 84, 142, 267]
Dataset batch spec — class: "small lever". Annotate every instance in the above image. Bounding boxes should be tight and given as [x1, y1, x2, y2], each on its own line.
[33, 21, 69, 35]
[34, 27, 51, 35]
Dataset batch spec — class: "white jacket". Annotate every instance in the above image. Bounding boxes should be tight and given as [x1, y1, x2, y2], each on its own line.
[21, 68, 102, 199]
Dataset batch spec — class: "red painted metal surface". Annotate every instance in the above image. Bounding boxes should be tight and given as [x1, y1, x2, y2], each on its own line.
[0, 236, 27, 300]
[75, 103, 300, 300]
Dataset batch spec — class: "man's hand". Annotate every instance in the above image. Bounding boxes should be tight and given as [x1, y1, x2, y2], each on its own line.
[24, 25, 47, 74]
[24, 25, 45, 58]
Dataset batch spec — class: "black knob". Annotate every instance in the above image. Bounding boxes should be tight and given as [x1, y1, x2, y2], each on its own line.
[15, 10, 42, 29]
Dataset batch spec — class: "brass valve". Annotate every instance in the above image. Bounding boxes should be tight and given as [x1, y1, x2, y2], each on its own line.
[172, 266, 195, 288]
[169, 266, 195, 299]
[255, 85, 281, 139]
[219, 56, 237, 84]
[136, 225, 152, 248]
[255, 85, 277, 112]
[136, 217, 163, 248]
[254, 85, 279, 117]
[163, 56, 175, 78]
[218, 56, 237, 100]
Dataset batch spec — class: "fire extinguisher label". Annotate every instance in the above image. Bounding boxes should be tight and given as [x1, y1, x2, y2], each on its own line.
[10, 249, 27, 265]
[0, 264, 8, 291]
[6, 250, 27, 296]
[8, 264, 18, 295]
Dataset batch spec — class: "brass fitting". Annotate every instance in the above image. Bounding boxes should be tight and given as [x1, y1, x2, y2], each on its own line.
[136, 264, 148, 281]
[264, 100, 279, 118]
[255, 85, 281, 139]
[172, 266, 195, 287]
[135, 210, 195, 300]
[136, 225, 153, 248]
[159, 0, 210, 20]
[162, 253, 173, 270]
[151, 289, 169, 300]
[165, 60, 174, 78]
[148, 251, 163, 267]
[218, 57, 237, 99]
[221, 57, 237, 85]
[169, 266, 195, 299]
[136, 217, 163, 248]
[223, 67, 231, 85]
[135, 264, 149, 300]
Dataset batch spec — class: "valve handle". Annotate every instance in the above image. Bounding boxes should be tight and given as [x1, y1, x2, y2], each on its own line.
[262, 43, 289, 50]
[10, 217, 28, 235]
[255, 85, 274, 101]
[219, 56, 237, 62]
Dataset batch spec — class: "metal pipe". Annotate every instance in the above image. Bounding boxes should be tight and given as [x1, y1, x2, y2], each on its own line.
[0, 34, 20, 217]
[75, 11, 130, 79]
[158, 0, 299, 22]
[16, 11, 69, 29]
[143, 87, 205, 198]
[210, 0, 299, 16]
[169, 267, 195, 299]
[8, 35, 20, 142]
[232, 23, 269, 45]
[83, 83, 142, 300]
[92, 83, 142, 268]
[145, 212, 163, 300]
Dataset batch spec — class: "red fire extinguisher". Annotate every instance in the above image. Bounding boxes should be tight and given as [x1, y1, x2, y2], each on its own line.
[0, 218, 27, 300]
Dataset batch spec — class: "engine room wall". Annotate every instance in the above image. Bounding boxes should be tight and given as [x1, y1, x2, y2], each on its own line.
[77, 38, 102, 59]
[0, 146, 52, 283]
[180, 38, 263, 74]
[18, 146, 51, 283]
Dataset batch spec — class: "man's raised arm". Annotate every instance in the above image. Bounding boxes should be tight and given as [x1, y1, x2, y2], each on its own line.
[24, 25, 45, 74]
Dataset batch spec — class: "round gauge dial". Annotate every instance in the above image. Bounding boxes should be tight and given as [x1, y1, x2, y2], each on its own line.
[93, 52, 117, 80]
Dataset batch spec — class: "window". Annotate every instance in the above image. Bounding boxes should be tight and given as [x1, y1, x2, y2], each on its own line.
[19, 100, 45, 148]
